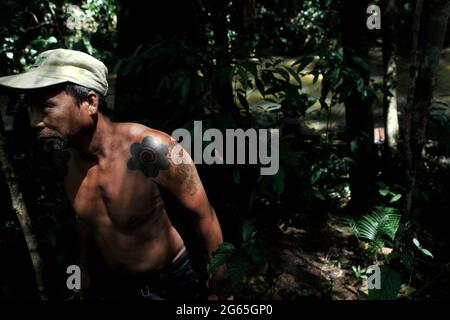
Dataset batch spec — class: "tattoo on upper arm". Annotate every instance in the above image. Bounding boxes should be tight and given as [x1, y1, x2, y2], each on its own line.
[178, 161, 198, 196]
[168, 141, 199, 196]
[127, 136, 170, 177]
[127, 136, 200, 196]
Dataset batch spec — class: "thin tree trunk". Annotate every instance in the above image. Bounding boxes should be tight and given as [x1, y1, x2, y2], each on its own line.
[385, 56, 399, 151]
[403, 0, 422, 216]
[382, 0, 400, 156]
[210, 0, 243, 121]
[234, 0, 257, 34]
[413, 0, 450, 155]
[403, 0, 450, 216]
[0, 114, 47, 300]
[340, 0, 375, 214]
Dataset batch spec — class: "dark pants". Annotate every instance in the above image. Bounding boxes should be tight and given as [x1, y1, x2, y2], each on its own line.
[91, 250, 205, 300]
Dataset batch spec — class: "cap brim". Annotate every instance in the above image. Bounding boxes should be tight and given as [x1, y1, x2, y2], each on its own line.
[0, 70, 68, 91]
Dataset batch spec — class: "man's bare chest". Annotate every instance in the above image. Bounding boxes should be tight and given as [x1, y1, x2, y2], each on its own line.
[64, 155, 164, 230]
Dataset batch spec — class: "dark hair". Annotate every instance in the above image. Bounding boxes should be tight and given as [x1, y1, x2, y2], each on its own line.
[64, 83, 112, 117]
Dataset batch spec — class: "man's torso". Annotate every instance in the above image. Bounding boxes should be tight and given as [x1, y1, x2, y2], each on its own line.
[64, 123, 185, 274]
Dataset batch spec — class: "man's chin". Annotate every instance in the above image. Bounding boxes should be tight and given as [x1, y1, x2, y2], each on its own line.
[37, 136, 68, 151]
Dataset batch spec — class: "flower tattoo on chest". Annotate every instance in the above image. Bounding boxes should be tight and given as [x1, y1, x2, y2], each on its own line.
[127, 136, 170, 177]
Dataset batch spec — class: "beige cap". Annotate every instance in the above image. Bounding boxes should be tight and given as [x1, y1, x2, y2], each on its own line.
[0, 48, 109, 96]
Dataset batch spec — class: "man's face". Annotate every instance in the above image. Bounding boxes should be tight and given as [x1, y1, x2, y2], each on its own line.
[24, 86, 88, 150]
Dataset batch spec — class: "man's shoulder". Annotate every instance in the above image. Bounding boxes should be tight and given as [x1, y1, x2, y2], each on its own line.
[115, 122, 175, 145]
[115, 122, 179, 179]
[113, 123, 178, 163]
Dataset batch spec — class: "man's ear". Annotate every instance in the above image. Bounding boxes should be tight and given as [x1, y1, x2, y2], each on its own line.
[86, 91, 99, 115]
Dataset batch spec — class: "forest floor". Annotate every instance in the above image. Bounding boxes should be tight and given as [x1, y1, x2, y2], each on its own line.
[240, 212, 369, 300]
[242, 209, 450, 300]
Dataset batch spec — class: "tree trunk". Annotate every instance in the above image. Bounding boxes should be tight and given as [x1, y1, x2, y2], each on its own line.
[0, 114, 47, 300]
[404, 0, 450, 216]
[381, 0, 400, 156]
[210, 0, 242, 121]
[340, 0, 375, 214]
[233, 0, 257, 35]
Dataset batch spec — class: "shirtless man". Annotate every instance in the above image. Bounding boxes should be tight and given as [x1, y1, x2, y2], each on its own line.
[0, 49, 228, 299]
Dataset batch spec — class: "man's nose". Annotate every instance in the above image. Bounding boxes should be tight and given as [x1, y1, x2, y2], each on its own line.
[29, 110, 45, 129]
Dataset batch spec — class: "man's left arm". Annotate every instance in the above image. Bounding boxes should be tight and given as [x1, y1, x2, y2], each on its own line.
[152, 136, 229, 297]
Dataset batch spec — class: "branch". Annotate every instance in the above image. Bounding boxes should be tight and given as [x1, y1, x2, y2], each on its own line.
[0, 113, 47, 300]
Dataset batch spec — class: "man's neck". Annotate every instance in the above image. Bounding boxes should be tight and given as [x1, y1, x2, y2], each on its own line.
[71, 114, 115, 161]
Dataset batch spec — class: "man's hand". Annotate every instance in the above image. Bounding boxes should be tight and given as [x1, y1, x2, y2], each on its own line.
[207, 264, 234, 300]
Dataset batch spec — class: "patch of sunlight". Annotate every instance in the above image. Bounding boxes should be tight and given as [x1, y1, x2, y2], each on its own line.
[233, 71, 324, 110]
[303, 120, 345, 133]
[232, 55, 322, 100]
[231, 56, 350, 135]
[301, 74, 323, 97]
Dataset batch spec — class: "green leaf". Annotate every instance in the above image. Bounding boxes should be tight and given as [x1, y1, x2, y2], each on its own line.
[313, 73, 319, 84]
[237, 92, 249, 110]
[386, 251, 400, 263]
[368, 266, 401, 300]
[351, 140, 358, 154]
[284, 66, 302, 87]
[237, 65, 249, 88]
[353, 56, 369, 72]
[342, 156, 356, 165]
[275, 67, 290, 82]
[420, 248, 434, 258]
[390, 194, 402, 203]
[351, 211, 401, 243]
[218, 242, 236, 254]
[413, 238, 434, 258]
[173, 75, 186, 90]
[314, 191, 326, 200]
[321, 77, 331, 100]
[208, 253, 229, 274]
[379, 187, 389, 196]
[294, 55, 314, 72]
[255, 78, 265, 95]
[226, 255, 247, 285]
[208, 241, 236, 274]
[265, 86, 282, 96]
[319, 98, 328, 111]
[310, 169, 322, 184]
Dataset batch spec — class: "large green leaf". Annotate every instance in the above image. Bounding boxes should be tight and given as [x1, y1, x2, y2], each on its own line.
[284, 66, 302, 87]
[368, 266, 401, 300]
[293, 55, 315, 72]
[226, 255, 248, 285]
[351, 210, 401, 243]
[207, 242, 236, 273]
[255, 77, 266, 95]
